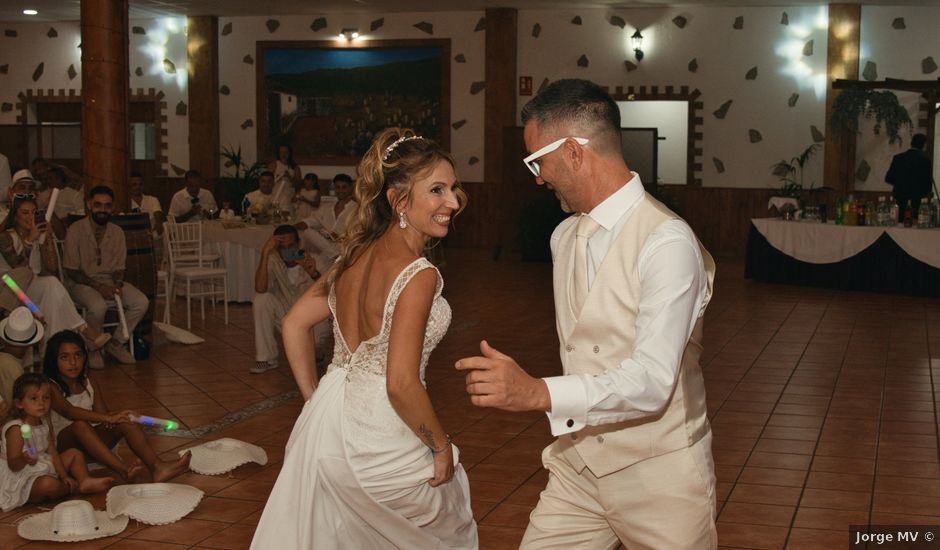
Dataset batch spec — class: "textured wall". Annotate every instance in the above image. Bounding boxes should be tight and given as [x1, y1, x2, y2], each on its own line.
[0, 18, 190, 174]
[217, 13, 485, 182]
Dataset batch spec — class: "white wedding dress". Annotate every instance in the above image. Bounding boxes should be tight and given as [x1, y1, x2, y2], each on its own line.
[252, 258, 478, 549]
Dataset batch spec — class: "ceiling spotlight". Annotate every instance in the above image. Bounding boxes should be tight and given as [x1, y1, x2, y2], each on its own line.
[339, 28, 359, 41]
[23, 9, 39, 15]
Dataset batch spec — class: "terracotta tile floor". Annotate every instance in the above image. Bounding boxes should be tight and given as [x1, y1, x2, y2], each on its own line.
[2, 249, 938, 549]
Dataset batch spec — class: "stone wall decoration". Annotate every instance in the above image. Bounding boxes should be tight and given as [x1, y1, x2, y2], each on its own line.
[802, 40, 813, 56]
[470, 81, 485, 95]
[4, 30, 17, 38]
[414, 22, 434, 35]
[454, 54, 466, 63]
[135, 67, 143, 76]
[610, 16, 626, 29]
[243, 54, 254, 65]
[532, 24, 541, 38]
[67, 64, 77, 80]
[163, 59, 177, 74]
[781, 12, 789, 25]
[176, 101, 187, 116]
[856, 159, 870, 182]
[862, 61, 877, 81]
[32, 62, 43, 82]
[47, 27, 58, 38]
[624, 60, 637, 72]
[452, 119, 466, 130]
[892, 17, 906, 30]
[922, 56, 937, 74]
[220, 85, 231, 95]
[745, 66, 758, 80]
[468, 156, 479, 165]
[713, 157, 725, 173]
[0, 65, 7, 74]
[266, 19, 280, 33]
[1, 103, 12, 112]
[577, 55, 589, 68]
[672, 16, 687, 29]
[788, 93, 799, 107]
[370, 18, 384, 32]
[733, 16, 743, 30]
[538, 78, 550, 94]
[688, 58, 698, 72]
[713, 99, 732, 119]
[810, 125, 824, 143]
[474, 17, 486, 32]
[241, 119, 253, 130]
[132, 26, 146, 35]
[571, 16, 582, 25]
[221, 22, 233, 36]
[748, 129, 762, 143]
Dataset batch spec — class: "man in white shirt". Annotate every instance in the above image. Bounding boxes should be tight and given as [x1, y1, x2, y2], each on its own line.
[249, 224, 327, 374]
[293, 173, 356, 273]
[169, 170, 217, 222]
[129, 171, 165, 236]
[243, 171, 278, 213]
[458, 79, 717, 549]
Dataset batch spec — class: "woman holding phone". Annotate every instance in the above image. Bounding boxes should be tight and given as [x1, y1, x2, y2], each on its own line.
[0, 196, 110, 352]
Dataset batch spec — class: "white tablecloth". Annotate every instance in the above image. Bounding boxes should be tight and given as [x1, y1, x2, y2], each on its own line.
[202, 222, 274, 302]
[751, 218, 940, 268]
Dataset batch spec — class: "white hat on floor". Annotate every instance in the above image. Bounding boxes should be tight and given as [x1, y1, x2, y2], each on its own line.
[17, 500, 128, 542]
[0, 306, 44, 346]
[106, 483, 204, 525]
[179, 438, 268, 475]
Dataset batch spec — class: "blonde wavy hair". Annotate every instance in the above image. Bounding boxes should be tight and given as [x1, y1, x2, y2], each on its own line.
[320, 127, 468, 291]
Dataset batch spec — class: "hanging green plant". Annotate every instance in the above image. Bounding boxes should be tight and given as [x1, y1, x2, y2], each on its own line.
[829, 88, 912, 144]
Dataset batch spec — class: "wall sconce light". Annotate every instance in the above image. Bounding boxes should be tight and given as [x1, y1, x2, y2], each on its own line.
[338, 28, 359, 41]
[631, 29, 644, 61]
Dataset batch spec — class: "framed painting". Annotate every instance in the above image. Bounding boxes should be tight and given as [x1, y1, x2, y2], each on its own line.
[256, 39, 451, 166]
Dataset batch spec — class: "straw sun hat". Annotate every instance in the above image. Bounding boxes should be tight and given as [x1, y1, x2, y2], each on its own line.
[106, 483, 205, 525]
[179, 438, 268, 475]
[17, 500, 128, 542]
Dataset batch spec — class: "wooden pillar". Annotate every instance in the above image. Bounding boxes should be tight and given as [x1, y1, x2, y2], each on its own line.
[187, 16, 220, 182]
[485, 8, 517, 253]
[81, 0, 130, 210]
[823, 4, 861, 194]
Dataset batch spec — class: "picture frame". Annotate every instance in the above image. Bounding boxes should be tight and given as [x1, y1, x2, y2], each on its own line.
[256, 39, 451, 166]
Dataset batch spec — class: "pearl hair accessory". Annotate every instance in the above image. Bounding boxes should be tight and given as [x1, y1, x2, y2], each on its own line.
[383, 135, 425, 161]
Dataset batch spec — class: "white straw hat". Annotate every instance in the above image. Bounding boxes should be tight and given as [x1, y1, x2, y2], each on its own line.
[17, 500, 128, 542]
[179, 438, 268, 475]
[106, 483, 204, 525]
[0, 306, 44, 346]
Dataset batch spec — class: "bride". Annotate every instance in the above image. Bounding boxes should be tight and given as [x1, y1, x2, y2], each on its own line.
[251, 128, 478, 549]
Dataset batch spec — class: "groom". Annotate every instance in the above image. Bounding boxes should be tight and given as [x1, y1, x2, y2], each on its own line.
[457, 79, 717, 549]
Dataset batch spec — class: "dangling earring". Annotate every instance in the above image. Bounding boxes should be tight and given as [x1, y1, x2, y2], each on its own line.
[398, 211, 408, 229]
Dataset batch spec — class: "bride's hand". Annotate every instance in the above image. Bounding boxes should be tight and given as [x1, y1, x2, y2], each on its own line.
[428, 445, 454, 487]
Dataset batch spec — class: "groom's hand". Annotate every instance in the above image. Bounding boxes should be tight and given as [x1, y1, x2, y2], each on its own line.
[456, 340, 551, 412]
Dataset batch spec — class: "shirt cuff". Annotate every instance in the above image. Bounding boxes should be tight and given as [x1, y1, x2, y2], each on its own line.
[544, 374, 588, 436]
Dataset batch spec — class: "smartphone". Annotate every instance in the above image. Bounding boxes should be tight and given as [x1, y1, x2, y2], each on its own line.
[280, 248, 305, 262]
[34, 209, 46, 226]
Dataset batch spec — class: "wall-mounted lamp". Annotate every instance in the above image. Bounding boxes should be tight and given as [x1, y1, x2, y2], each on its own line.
[631, 29, 644, 61]
[338, 28, 360, 41]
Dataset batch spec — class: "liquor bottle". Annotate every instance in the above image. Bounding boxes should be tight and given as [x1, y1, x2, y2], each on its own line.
[857, 202, 865, 226]
[888, 196, 899, 225]
[917, 198, 931, 228]
[904, 200, 913, 227]
[835, 197, 843, 225]
[876, 196, 887, 226]
[865, 201, 874, 226]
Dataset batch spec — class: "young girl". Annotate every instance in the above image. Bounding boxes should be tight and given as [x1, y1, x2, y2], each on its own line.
[0, 372, 114, 511]
[292, 173, 321, 220]
[44, 330, 191, 483]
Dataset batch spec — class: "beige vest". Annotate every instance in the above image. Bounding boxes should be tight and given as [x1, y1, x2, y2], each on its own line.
[552, 193, 716, 477]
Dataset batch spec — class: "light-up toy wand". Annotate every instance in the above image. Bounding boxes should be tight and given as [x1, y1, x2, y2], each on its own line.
[1, 273, 41, 317]
[20, 424, 37, 458]
[128, 413, 179, 432]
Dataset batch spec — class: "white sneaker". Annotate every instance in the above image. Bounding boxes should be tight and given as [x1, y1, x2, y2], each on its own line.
[249, 360, 277, 374]
[105, 340, 136, 365]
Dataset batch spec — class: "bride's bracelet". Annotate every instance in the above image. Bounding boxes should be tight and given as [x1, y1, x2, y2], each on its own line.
[430, 434, 453, 454]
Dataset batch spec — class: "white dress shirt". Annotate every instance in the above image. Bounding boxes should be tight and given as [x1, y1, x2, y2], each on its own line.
[169, 188, 217, 220]
[545, 173, 709, 436]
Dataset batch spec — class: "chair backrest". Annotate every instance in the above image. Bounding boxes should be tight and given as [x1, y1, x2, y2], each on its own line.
[51, 237, 67, 283]
[166, 221, 205, 269]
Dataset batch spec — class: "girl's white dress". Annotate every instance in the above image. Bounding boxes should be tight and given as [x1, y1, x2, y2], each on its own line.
[0, 418, 57, 511]
[251, 258, 478, 549]
[293, 189, 320, 221]
[50, 380, 96, 438]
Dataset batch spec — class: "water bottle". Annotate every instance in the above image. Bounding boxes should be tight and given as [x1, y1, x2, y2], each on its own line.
[876, 196, 887, 226]
[242, 196, 251, 222]
[917, 198, 931, 228]
[888, 197, 899, 226]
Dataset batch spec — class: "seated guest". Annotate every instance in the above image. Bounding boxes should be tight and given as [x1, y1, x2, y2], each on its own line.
[292, 173, 321, 220]
[0, 307, 42, 407]
[244, 171, 291, 214]
[0, 170, 40, 225]
[129, 171, 165, 236]
[250, 224, 328, 374]
[294, 173, 356, 273]
[169, 170, 217, 222]
[0, 196, 111, 353]
[63, 186, 147, 368]
[38, 165, 85, 240]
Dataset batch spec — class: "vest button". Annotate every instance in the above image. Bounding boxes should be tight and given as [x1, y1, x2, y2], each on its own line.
[565, 344, 573, 352]
[566, 418, 574, 428]
[596, 436, 605, 444]
[593, 345, 599, 354]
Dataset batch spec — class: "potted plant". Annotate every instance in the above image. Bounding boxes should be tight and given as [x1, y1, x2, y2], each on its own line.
[771, 143, 820, 201]
[830, 88, 912, 144]
[219, 145, 266, 214]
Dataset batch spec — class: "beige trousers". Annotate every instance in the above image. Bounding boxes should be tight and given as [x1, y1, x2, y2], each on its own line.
[521, 432, 717, 550]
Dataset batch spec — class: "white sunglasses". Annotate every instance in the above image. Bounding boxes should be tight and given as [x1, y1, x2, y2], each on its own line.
[522, 137, 589, 176]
